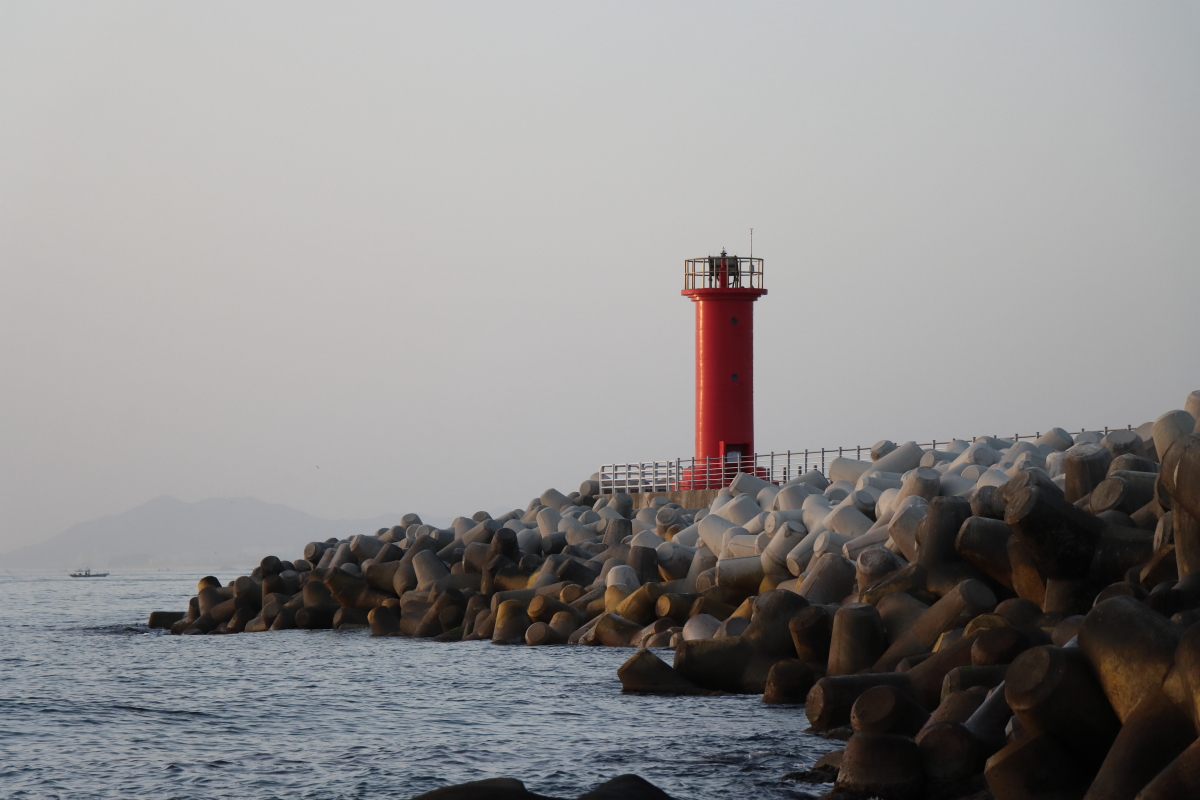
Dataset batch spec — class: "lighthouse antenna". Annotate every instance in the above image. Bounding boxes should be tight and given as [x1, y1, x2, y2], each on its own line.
[750, 228, 753, 258]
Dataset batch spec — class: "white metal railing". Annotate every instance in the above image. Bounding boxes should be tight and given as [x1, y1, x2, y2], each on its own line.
[597, 425, 1136, 494]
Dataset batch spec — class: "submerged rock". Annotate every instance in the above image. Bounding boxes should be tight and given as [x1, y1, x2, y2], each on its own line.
[407, 774, 676, 800]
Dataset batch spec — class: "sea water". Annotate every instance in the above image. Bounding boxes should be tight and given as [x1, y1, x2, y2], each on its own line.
[0, 572, 838, 799]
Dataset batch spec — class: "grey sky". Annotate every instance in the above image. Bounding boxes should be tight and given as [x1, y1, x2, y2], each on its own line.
[2, 3, 1198, 551]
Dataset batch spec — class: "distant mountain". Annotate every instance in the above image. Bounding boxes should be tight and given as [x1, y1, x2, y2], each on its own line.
[1, 496, 430, 572]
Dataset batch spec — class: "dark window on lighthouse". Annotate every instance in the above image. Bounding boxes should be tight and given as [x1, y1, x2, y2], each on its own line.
[731, 317, 738, 324]
[732, 374, 739, 381]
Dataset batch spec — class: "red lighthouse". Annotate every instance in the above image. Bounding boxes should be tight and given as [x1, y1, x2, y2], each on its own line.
[681, 250, 766, 488]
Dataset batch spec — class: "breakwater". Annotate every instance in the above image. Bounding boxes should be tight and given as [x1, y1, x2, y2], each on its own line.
[150, 391, 1200, 800]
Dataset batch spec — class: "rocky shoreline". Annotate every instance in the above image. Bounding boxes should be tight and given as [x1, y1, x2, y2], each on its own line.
[149, 391, 1200, 800]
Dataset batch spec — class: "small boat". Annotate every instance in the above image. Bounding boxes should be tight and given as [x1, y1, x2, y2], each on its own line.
[69, 568, 109, 578]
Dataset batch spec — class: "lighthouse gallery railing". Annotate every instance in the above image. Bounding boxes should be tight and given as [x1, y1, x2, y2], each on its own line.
[683, 256, 764, 291]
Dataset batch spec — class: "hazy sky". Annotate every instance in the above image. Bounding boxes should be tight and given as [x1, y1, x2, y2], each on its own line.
[2, 3, 1198, 551]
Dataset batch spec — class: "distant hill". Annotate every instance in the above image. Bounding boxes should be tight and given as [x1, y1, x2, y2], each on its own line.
[0, 496, 431, 572]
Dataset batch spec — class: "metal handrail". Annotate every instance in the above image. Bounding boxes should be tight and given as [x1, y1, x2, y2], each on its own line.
[597, 425, 1135, 494]
[683, 254, 765, 291]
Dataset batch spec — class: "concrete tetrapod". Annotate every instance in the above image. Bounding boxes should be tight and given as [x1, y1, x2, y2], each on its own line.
[523, 621, 564, 646]
[970, 625, 1034, 667]
[805, 673, 915, 732]
[854, 545, 902, 591]
[860, 562, 928, 608]
[1006, 537, 1047, 608]
[985, 731, 1091, 800]
[1133, 738, 1200, 800]
[788, 605, 833, 666]
[760, 522, 805, 583]
[887, 499, 928, 563]
[918, 686, 989, 735]
[826, 603, 886, 677]
[1173, 622, 1200, 734]
[908, 579, 998, 651]
[761, 659, 816, 704]
[850, 684, 929, 737]
[876, 592, 929, 645]
[917, 681, 1011, 784]
[1077, 595, 1182, 723]
[914, 496, 974, 569]
[594, 613, 644, 646]
[1162, 433, 1200, 521]
[1082, 693, 1196, 800]
[1065, 443, 1115, 504]
[681, 613, 720, 641]
[1153, 411, 1197, 466]
[492, 599, 532, 644]
[904, 631, 985, 710]
[545, 611, 580, 642]
[653, 593, 698, 625]
[673, 589, 807, 694]
[834, 733, 924, 800]
[713, 554, 764, 596]
[1005, 486, 1106, 580]
[616, 648, 710, 695]
[1092, 472, 1158, 516]
[368, 605, 401, 636]
[325, 570, 394, 611]
[1005, 645, 1121, 774]
[797, 553, 856, 605]
[955, 516, 1014, 589]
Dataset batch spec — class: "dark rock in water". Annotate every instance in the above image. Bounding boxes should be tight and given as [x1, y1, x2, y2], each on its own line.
[780, 764, 839, 784]
[407, 774, 676, 800]
[816, 726, 854, 741]
[433, 626, 462, 642]
[577, 775, 676, 800]
[814, 750, 843, 772]
[147, 611, 185, 629]
[408, 777, 550, 800]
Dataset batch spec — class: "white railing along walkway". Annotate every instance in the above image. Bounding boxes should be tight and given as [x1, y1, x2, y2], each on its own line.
[597, 426, 1137, 494]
